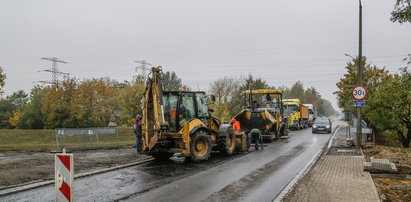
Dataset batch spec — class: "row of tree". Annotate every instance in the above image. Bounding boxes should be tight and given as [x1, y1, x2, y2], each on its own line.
[0, 67, 336, 129]
[335, 56, 411, 148]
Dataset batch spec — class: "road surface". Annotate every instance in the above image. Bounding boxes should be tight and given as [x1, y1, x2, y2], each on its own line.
[0, 123, 339, 202]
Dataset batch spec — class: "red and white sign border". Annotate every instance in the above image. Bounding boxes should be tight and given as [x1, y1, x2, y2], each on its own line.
[352, 85, 368, 101]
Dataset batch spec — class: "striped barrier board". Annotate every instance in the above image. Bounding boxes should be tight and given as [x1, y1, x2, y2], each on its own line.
[55, 152, 73, 202]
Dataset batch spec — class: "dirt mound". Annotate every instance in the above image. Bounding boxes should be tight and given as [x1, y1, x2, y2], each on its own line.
[363, 145, 411, 201]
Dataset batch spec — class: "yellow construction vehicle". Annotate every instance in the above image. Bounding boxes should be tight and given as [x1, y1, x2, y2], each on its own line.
[141, 67, 249, 162]
[232, 89, 288, 142]
[283, 99, 309, 130]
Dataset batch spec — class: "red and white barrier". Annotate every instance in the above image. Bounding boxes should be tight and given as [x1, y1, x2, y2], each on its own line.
[55, 150, 73, 202]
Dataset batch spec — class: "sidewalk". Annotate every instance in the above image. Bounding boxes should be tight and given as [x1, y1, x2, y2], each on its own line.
[283, 124, 380, 202]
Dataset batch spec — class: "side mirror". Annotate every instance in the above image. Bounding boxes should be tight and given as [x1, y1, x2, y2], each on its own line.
[208, 108, 215, 113]
[210, 95, 216, 102]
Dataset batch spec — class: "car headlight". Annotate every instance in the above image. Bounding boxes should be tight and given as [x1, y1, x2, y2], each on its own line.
[326, 125, 330, 128]
[313, 125, 317, 128]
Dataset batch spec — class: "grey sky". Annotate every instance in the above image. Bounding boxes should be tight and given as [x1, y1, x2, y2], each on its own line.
[1, 0, 410, 111]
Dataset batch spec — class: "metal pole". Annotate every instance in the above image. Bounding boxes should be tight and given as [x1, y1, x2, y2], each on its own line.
[356, 0, 363, 149]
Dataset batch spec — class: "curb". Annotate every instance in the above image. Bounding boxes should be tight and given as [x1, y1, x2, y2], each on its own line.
[273, 124, 341, 202]
[0, 157, 154, 197]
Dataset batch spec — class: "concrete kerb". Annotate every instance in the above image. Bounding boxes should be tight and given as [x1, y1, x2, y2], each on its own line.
[0, 157, 154, 197]
[273, 125, 341, 202]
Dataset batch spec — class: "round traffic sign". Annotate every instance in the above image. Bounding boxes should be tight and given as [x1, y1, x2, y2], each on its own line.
[352, 85, 368, 100]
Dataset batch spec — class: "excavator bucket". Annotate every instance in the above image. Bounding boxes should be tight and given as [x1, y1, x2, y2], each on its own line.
[233, 109, 277, 133]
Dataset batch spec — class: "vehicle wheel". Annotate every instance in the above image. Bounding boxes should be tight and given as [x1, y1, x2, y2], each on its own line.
[264, 134, 273, 143]
[235, 133, 250, 153]
[218, 127, 236, 155]
[151, 152, 174, 161]
[312, 130, 315, 134]
[190, 130, 212, 162]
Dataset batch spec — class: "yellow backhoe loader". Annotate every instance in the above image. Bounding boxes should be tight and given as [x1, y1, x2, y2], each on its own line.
[141, 67, 249, 162]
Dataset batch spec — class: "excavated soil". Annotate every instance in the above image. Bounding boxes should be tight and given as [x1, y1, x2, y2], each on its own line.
[372, 178, 411, 202]
[363, 145, 411, 202]
[0, 147, 149, 189]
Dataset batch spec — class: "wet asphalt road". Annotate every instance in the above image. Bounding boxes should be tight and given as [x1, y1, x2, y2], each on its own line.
[0, 123, 339, 202]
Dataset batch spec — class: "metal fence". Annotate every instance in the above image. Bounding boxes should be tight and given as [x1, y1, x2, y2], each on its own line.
[55, 128, 119, 150]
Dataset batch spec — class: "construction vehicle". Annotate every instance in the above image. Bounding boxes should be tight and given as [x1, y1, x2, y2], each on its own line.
[141, 66, 249, 162]
[283, 99, 309, 130]
[303, 104, 317, 127]
[232, 89, 287, 142]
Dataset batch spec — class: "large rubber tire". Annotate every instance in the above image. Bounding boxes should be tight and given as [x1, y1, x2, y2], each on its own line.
[151, 152, 174, 161]
[235, 133, 250, 153]
[189, 130, 212, 162]
[218, 127, 236, 155]
[264, 134, 273, 143]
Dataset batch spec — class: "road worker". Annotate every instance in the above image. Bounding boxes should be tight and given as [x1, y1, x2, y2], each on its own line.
[133, 114, 143, 153]
[249, 128, 264, 151]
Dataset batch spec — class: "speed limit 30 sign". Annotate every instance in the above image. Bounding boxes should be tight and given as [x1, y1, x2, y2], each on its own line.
[352, 85, 368, 101]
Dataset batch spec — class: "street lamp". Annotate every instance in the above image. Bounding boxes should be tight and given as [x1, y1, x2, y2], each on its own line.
[345, 54, 355, 60]
[345, 0, 363, 149]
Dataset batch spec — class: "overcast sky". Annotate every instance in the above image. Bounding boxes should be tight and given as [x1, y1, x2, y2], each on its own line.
[1, 0, 410, 111]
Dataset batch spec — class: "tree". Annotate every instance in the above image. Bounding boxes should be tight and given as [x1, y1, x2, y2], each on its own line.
[17, 86, 46, 129]
[162, 71, 183, 91]
[317, 99, 337, 116]
[116, 81, 145, 125]
[72, 79, 116, 127]
[41, 78, 78, 128]
[391, 0, 411, 23]
[364, 68, 411, 147]
[240, 74, 269, 91]
[0, 66, 5, 95]
[335, 57, 392, 116]
[302, 87, 321, 108]
[209, 76, 239, 120]
[288, 81, 304, 100]
[0, 90, 28, 128]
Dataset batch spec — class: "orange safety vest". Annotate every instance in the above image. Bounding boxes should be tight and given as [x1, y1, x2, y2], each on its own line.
[231, 118, 241, 131]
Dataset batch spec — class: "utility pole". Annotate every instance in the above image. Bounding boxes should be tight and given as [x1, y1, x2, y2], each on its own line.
[40, 57, 68, 85]
[134, 60, 152, 82]
[356, 0, 363, 149]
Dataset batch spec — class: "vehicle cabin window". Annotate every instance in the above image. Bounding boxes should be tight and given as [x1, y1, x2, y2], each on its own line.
[286, 105, 298, 113]
[315, 118, 329, 124]
[162, 94, 178, 131]
[195, 93, 208, 118]
[179, 93, 196, 129]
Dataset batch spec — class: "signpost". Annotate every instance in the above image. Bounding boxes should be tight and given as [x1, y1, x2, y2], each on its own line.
[352, 84, 367, 149]
[55, 149, 73, 202]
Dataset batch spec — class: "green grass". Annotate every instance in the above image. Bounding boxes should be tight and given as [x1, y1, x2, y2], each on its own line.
[0, 127, 136, 151]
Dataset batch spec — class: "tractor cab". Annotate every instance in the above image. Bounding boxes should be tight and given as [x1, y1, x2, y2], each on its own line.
[162, 91, 210, 132]
[243, 89, 283, 114]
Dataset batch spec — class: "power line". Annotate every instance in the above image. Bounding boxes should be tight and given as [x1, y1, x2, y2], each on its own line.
[39, 57, 69, 85]
[134, 60, 152, 81]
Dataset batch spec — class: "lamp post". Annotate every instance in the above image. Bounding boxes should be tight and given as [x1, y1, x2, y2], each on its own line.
[345, 0, 363, 149]
[357, 0, 363, 149]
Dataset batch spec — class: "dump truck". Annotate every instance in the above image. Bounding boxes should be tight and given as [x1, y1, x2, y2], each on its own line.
[232, 89, 287, 142]
[303, 104, 317, 127]
[141, 66, 249, 162]
[283, 99, 309, 130]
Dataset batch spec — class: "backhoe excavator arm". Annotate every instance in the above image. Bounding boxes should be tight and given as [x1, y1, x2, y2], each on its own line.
[141, 66, 166, 152]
